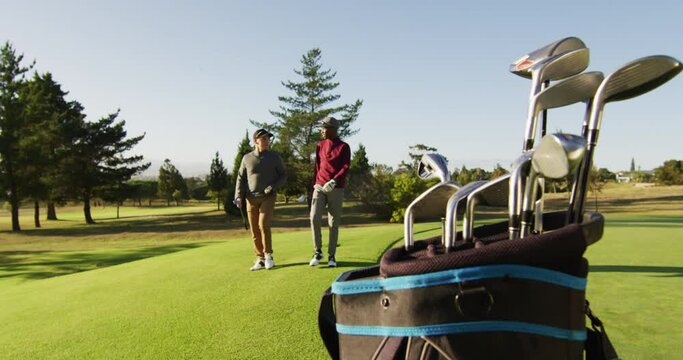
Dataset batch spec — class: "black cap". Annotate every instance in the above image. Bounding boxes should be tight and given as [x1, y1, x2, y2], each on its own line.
[253, 128, 274, 140]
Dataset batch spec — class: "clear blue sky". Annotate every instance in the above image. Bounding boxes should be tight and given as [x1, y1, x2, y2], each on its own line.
[2, 0, 681, 176]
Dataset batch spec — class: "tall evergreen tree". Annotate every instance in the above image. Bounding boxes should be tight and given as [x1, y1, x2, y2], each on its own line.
[158, 159, 178, 206]
[63, 110, 149, 224]
[207, 151, 229, 210]
[348, 144, 371, 197]
[252, 48, 363, 196]
[231, 131, 252, 181]
[630, 158, 636, 172]
[18, 72, 76, 226]
[0, 42, 33, 231]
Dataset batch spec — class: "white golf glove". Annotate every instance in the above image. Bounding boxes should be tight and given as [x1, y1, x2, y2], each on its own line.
[322, 179, 336, 194]
[314, 184, 324, 192]
[233, 198, 241, 208]
[264, 185, 273, 195]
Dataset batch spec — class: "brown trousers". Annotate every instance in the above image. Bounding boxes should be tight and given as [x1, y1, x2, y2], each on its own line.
[246, 193, 276, 258]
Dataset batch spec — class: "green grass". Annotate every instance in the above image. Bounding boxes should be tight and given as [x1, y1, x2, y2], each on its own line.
[0, 219, 441, 359]
[585, 214, 683, 359]
[1, 191, 682, 359]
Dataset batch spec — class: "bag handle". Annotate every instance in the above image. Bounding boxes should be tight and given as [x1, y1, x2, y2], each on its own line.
[585, 300, 619, 360]
[318, 287, 340, 360]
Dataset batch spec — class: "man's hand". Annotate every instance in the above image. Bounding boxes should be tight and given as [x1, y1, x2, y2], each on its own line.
[233, 198, 242, 208]
[314, 184, 324, 192]
[264, 185, 273, 195]
[322, 179, 336, 194]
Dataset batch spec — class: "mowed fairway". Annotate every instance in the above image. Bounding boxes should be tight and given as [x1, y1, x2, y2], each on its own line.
[1, 186, 682, 359]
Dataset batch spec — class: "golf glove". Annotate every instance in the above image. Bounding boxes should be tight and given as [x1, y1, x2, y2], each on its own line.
[322, 179, 336, 194]
[314, 184, 324, 192]
[264, 185, 273, 195]
[233, 198, 241, 208]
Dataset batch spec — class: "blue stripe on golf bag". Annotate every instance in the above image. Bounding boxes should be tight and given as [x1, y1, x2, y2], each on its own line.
[336, 320, 587, 341]
[331, 264, 586, 295]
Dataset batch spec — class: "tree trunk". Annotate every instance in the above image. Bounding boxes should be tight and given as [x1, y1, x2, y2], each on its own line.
[117, 202, 120, 219]
[217, 198, 220, 211]
[10, 183, 21, 232]
[47, 201, 58, 220]
[83, 193, 95, 224]
[34, 201, 41, 228]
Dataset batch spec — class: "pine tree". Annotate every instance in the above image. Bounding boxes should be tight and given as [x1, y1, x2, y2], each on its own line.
[19, 72, 78, 226]
[207, 152, 229, 210]
[62, 110, 149, 223]
[348, 144, 371, 197]
[0, 42, 33, 231]
[630, 158, 636, 172]
[231, 130, 252, 181]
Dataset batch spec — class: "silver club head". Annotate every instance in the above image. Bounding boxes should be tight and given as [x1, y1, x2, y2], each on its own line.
[571, 55, 682, 223]
[444, 180, 488, 251]
[588, 55, 683, 140]
[523, 72, 604, 150]
[510, 37, 587, 78]
[532, 133, 587, 179]
[462, 174, 510, 242]
[520, 133, 586, 237]
[521, 47, 590, 151]
[417, 153, 450, 183]
[404, 181, 460, 250]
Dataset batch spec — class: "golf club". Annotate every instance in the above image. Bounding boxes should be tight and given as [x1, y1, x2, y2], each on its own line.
[462, 174, 510, 242]
[512, 37, 587, 139]
[417, 153, 450, 183]
[570, 55, 682, 223]
[521, 133, 587, 237]
[444, 180, 488, 251]
[405, 153, 459, 250]
[521, 48, 590, 151]
[519, 71, 603, 235]
[507, 151, 533, 239]
[524, 71, 604, 151]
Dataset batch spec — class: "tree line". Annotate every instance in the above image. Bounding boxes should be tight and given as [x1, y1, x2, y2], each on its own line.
[4, 41, 681, 231]
[0, 42, 149, 231]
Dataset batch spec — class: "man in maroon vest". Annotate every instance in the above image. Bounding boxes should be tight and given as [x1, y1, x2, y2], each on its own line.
[309, 116, 351, 267]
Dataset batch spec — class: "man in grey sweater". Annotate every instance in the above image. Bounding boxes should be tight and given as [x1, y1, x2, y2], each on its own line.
[234, 129, 287, 271]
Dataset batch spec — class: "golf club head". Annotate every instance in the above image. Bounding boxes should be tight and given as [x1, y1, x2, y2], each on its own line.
[533, 71, 604, 112]
[417, 153, 450, 183]
[511, 37, 587, 78]
[404, 181, 460, 250]
[523, 71, 604, 150]
[533, 133, 587, 179]
[462, 174, 510, 242]
[571, 55, 682, 224]
[444, 180, 487, 250]
[533, 47, 590, 84]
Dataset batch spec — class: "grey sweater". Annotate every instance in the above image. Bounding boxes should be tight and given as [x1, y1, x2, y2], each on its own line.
[235, 149, 287, 198]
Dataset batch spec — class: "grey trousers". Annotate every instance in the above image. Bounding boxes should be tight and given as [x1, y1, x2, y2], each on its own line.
[310, 187, 344, 257]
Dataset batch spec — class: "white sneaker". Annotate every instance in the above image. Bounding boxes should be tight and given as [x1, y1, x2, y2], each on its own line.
[309, 251, 323, 266]
[250, 258, 265, 271]
[265, 253, 274, 270]
[328, 256, 337, 268]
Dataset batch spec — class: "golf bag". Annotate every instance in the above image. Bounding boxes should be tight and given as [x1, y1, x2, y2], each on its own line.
[318, 211, 618, 359]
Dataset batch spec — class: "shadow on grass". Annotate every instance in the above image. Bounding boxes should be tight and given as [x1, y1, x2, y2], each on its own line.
[5, 203, 384, 238]
[0, 243, 208, 281]
[590, 265, 683, 277]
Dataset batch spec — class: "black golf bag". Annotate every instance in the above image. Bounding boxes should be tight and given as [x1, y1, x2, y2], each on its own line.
[318, 211, 618, 359]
